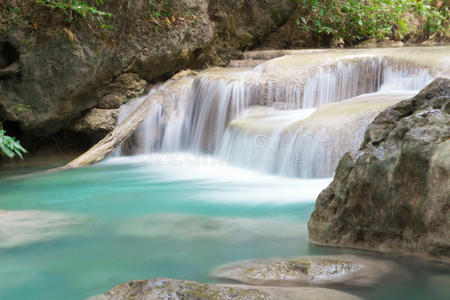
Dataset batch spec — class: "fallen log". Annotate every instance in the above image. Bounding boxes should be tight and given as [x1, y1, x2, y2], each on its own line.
[63, 70, 197, 169]
[65, 93, 164, 168]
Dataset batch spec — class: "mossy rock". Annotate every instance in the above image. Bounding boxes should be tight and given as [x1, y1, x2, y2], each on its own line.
[89, 278, 362, 300]
[210, 255, 401, 288]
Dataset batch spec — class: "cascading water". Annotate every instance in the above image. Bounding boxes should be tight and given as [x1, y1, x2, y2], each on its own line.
[217, 91, 416, 177]
[216, 107, 316, 174]
[115, 47, 450, 178]
[182, 74, 252, 152]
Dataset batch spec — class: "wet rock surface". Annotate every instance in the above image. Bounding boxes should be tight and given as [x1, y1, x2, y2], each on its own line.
[210, 255, 399, 288]
[308, 78, 450, 263]
[89, 278, 361, 300]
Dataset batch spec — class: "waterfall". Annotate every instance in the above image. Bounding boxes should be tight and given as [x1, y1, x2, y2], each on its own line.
[114, 47, 449, 178]
[217, 91, 416, 177]
[300, 56, 383, 108]
[217, 107, 316, 174]
[182, 75, 251, 152]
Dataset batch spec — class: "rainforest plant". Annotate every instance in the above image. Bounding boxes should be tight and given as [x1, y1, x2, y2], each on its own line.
[0, 130, 27, 159]
[297, 0, 449, 44]
[34, 0, 113, 21]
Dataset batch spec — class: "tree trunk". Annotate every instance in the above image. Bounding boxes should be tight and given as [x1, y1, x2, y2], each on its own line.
[64, 93, 163, 168]
[61, 70, 197, 170]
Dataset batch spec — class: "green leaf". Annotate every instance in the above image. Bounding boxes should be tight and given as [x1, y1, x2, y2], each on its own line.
[0, 144, 15, 158]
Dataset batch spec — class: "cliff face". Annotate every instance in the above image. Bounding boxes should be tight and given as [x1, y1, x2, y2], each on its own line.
[308, 78, 450, 263]
[0, 0, 297, 141]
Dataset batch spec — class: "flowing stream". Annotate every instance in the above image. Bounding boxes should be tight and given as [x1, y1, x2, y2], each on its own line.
[1, 46, 449, 300]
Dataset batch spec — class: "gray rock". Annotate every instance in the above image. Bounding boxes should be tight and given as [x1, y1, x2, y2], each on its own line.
[0, 0, 298, 139]
[72, 72, 147, 142]
[308, 78, 450, 263]
[210, 255, 399, 288]
[71, 108, 119, 141]
[95, 73, 148, 109]
[355, 39, 404, 48]
[89, 278, 361, 300]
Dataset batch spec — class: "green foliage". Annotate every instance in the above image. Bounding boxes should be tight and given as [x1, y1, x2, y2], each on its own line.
[0, 130, 27, 159]
[297, 0, 449, 44]
[147, 0, 174, 19]
[34, 0, 113, 23]
[0, 6, 21, 25]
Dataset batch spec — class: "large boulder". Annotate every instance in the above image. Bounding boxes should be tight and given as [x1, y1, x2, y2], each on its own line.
[89, 278, 361, 300]
[308, 78, 450, 263]
[0, 0, 298, 139]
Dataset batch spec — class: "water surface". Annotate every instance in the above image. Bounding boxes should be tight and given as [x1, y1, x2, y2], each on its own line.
[0, 154, 448, 300]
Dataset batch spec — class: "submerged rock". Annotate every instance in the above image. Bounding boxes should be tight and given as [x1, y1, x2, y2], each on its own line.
[119, 213, 306, 242]
[210, 255, 399, 288]
[0, 209, 85, 248]
[89, 278, 361, 300]
[308, 78, 450, 263]
[428, 275, 450, 298]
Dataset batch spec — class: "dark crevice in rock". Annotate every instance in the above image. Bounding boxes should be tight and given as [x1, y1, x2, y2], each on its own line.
[2, 120, 22, 139]
[193, 47, 202, 60]
[29, 130, 92, 155]
[0, 41, 21, 81]
[0, 41, 19, 68]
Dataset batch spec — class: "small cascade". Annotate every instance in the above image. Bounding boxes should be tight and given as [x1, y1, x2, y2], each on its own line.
[217, 92, 416, 177]
[115, 76, 194, 156]
[257, 55, 436, 109]
[112, 92, 153, 157]
[217, 107, 316, 173]
[114, 46, 449, 178]
[115, 101, 164, 156]
[182, 74, 252, 152]
[300, 56, 383, 108]
[380, 61, 435, 91]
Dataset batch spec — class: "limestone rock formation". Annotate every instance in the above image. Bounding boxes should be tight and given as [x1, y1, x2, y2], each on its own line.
[70, 73, 147, 141]
[94, 73, 148, 110]
[0, 0, 297, 139]
[89, 278, 361, 300]
[210, 255, 400, 288]
[308, 78, 450, 263]
[71, 108, 119, 141]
